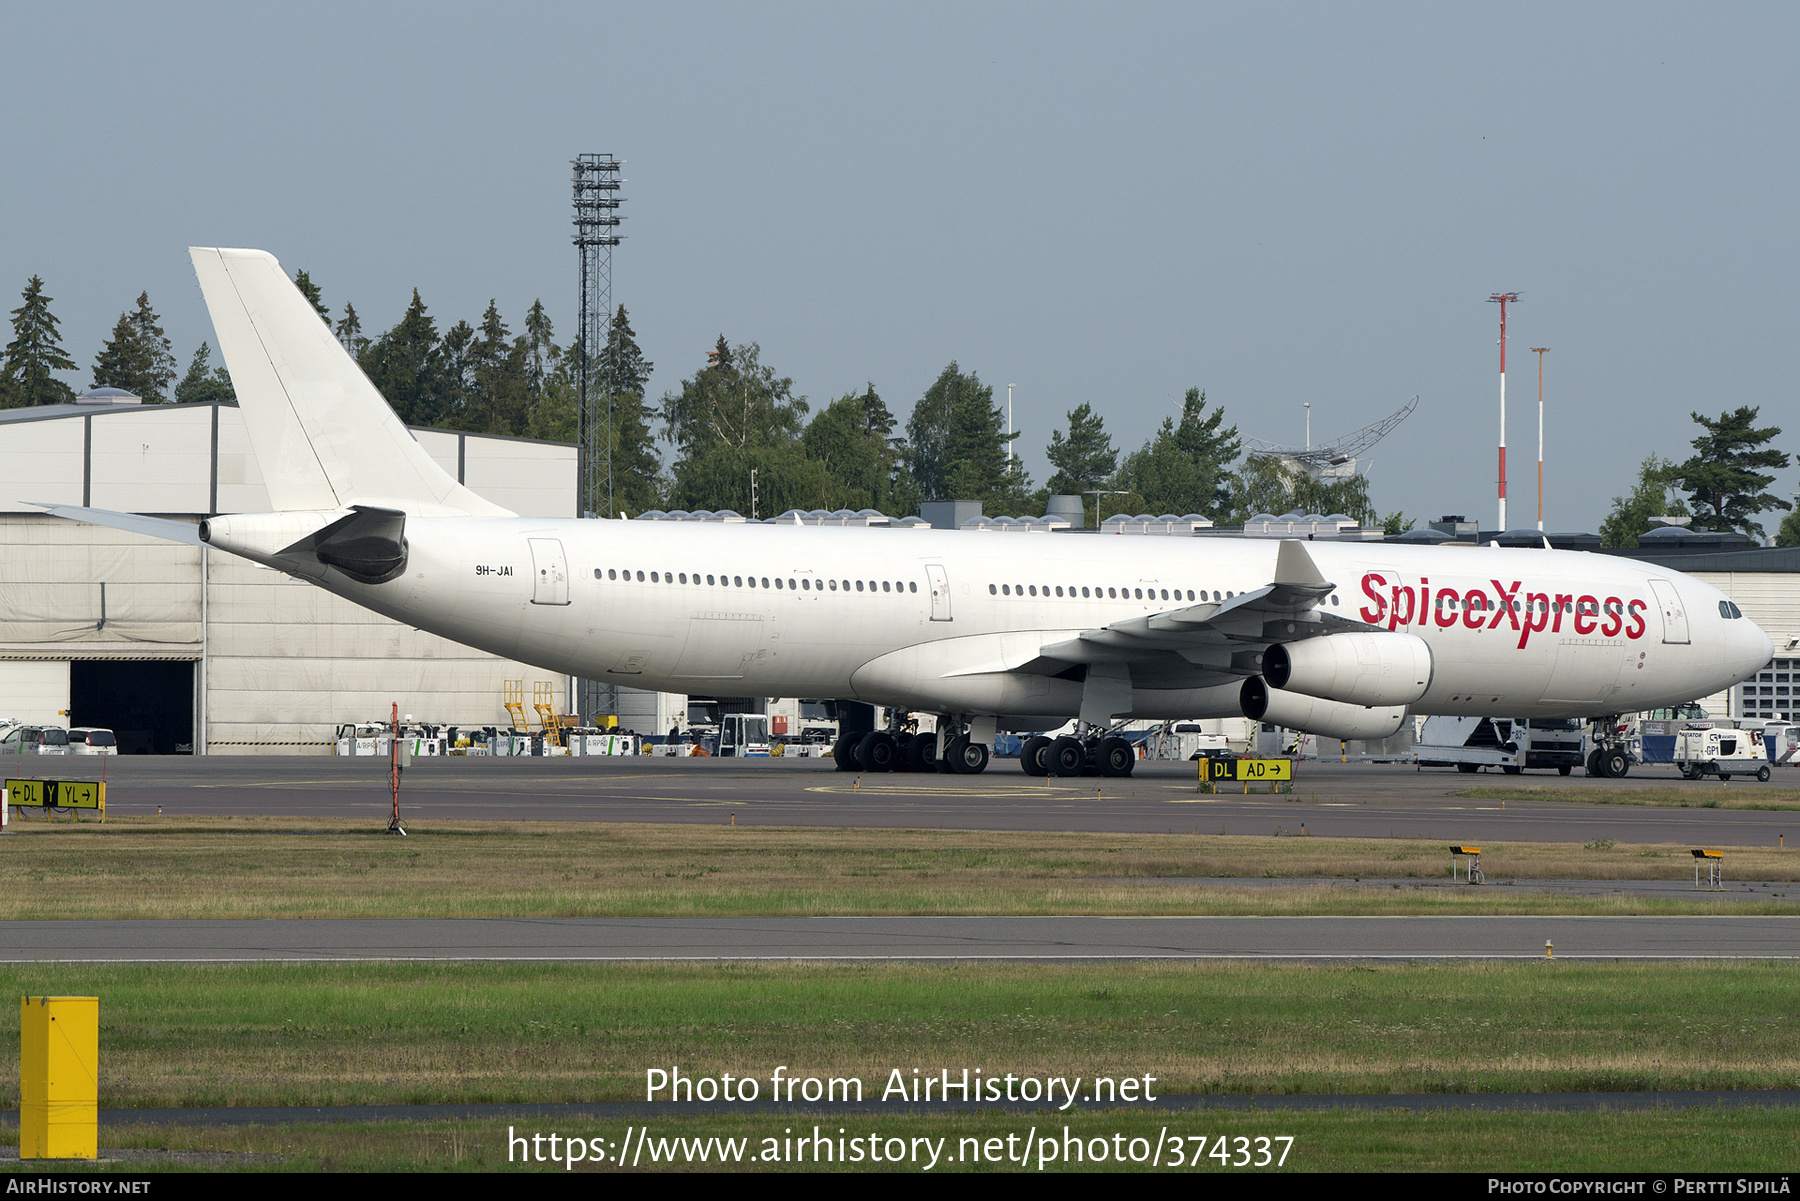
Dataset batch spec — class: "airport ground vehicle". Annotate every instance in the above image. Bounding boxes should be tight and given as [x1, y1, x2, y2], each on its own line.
[66, 728, 117, 756]
[718, 714, 771, 757]
[0, 726, 68, 756]
[1674, 727, 1772, 781]
[1414, 715, 1587, 775]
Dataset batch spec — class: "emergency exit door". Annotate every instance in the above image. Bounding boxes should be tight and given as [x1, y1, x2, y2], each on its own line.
[529, 538, 570, 605]
[926, 564, 952, 621]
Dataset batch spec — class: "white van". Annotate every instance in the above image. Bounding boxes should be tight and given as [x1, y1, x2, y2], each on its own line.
[67, 728, 118, 756]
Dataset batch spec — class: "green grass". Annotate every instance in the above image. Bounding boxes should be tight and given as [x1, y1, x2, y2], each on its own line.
[2, 1107, 1797, 1172]
[3, 961, 1797, 1108]
[4, 818, 1797, 918]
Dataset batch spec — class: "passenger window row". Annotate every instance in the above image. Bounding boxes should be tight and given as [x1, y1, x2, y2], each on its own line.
[594, 568, 918, 594]
[988, 584, 1217, 601]
[983, 583, 1344, 608]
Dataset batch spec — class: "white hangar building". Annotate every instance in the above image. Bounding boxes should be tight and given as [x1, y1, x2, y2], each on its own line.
[0, 395, 578, 753]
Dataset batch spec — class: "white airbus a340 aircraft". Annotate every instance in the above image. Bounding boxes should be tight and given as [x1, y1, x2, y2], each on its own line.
[34, 249, 1774, 778]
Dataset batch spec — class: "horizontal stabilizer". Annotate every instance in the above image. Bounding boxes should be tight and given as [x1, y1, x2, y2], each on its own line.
[27, 503, 206, 547]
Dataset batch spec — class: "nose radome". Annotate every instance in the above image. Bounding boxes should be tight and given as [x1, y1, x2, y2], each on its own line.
[1740, 617, 1775, 676]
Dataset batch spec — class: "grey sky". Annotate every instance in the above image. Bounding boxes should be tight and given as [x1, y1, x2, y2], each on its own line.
[4, 3, 1796, 533]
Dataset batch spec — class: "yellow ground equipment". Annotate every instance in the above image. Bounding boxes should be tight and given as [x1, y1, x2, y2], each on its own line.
[20, 996, 98, 1160]
[503, 679, 528, 731]
[533, 681, 564, 746]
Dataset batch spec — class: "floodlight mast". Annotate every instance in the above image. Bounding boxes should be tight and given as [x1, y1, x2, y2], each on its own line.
[1531, 347, 1550, 530]
[1489, 293, 1520, 532]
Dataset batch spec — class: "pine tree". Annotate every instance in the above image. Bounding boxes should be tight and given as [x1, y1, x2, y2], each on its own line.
[1044, 403, 1118, 496]
[335, 303, 366, 355]
[592, 306, 660, 512]
[905, 362, 1024, 504]
[3, 275, 77, 408]
[1114, 387, 1241, 519]
[601, 305, 653, 397]
[173, 342, 236, 405]
[92, 292, 176, 402]
[1674, 406, 1791, 538]
[460, 300, 531, 436]
[293, 271, 330, 324]
[938, 370, 1030, 510]
[523, 299, 558, 392]
[358, 290, 441, 425]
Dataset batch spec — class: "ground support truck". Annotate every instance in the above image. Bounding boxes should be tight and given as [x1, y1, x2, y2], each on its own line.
[1413, 715, 1587, 775]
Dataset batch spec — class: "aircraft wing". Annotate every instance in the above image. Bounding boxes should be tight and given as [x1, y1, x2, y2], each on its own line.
[1020, 540, 1378, 687]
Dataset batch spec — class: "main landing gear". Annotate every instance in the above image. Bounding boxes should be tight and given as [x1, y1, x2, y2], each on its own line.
[1018, 724, 1136, 779]
[832, 714, 990, 774]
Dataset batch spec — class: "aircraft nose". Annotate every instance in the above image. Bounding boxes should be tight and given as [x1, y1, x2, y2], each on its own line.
[1739, 617, 1775, 677]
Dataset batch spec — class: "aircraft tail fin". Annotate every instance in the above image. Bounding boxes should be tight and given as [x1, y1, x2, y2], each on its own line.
[188, 247, 512, 517]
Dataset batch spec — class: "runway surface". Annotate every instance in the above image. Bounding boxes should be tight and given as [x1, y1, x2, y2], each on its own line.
[48, 755, 1800, 844]
[4, 915, 1796, 961]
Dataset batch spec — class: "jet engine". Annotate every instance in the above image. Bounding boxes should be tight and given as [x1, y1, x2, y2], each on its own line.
[1262, 631, 1432, 708]
[1240, 676, 1408, 741]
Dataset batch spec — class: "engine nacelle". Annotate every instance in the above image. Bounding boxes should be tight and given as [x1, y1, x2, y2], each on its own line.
[1263, 631, 1433, 707]
[1240, 677, 1408, 741]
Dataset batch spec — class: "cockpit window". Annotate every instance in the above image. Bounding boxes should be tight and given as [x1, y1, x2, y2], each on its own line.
[1719, 600, 1744, 619]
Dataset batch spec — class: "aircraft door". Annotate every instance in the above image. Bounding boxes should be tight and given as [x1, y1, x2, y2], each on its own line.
[1648, 579, 1689, 644]
[529, 538, 571, 606]
[926, 564, 952, 622]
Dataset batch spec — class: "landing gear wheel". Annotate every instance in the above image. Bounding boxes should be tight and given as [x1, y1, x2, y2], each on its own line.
[1097, 736, 1135, 777]
[1758, 765, 1772, 783]
[1585, 750, 1603, 778]
[1457, 763, 1479, 774]
[1020, 736, 1051, 777]
[1558, 765, 1573, 776]
[1601, 749, 1630, 779]
[946, 736, 989, 775]
[909, 732, 939, 772]
[832, 736, 860, 772]
[857, 731, 896, 773]
[1502, 765, 1523, 775]
[1048, 736, 1086, 776]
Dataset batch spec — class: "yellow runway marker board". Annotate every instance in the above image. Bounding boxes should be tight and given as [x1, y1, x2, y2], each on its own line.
[1204, 757, 1293, 782]
[4, 780, 106, 820]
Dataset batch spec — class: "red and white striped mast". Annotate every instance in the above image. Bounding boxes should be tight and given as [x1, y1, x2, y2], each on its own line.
[1488, 292, 1520, 532]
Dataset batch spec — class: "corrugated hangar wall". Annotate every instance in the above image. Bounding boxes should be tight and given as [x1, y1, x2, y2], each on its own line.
[0, 401, 580, 753]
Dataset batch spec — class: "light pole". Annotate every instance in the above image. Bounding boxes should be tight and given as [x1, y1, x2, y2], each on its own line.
[1303, 402, 1311, 450]
[1082, 489, 1130, 527]
[1531, 347, 1550, 531]
[1006, 384, 1016, 464]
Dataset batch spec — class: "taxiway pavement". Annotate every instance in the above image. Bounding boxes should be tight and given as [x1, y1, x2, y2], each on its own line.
[47, 755, 1800, 845]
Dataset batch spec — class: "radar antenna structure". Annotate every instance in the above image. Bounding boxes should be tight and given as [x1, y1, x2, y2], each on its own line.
[1244, 395, 1418, 480]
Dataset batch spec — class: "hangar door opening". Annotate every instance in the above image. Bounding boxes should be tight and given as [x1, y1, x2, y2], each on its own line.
[69, 660, 195, 755]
